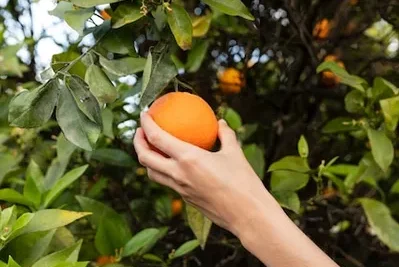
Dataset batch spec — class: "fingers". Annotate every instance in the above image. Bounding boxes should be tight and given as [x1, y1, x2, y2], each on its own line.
[140, 112, 197, 158]
[134, 128, 176, 174]
[218, 120, 239, 150]
[147, 168, 182, 193]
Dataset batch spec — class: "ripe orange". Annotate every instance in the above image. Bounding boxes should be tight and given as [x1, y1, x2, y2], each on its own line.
[148, 92, 218, 150]
[313, 19, 331, 40]
[96, 255, 116, 266]
[171, 199, 183, 216]
[100, 10, 111, 20]
[321, 55, 345, 87]
[218, 68, 245, 94]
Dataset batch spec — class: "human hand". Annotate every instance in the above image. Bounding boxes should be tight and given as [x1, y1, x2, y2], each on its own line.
[133, 112, 278, 235]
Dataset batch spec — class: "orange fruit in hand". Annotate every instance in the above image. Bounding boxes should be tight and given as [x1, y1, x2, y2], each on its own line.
[218, 68, 245, 94]
[148, 92, 218, 150]
[100, 10, 111, 20]
[96, 256, 116, 266]
[172, 199, 183, 216]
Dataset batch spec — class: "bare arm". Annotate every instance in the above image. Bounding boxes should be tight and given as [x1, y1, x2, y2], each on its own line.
[134, 112, 339, 267]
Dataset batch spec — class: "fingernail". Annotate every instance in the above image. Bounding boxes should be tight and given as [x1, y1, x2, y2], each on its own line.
[220, 119, 227, 125]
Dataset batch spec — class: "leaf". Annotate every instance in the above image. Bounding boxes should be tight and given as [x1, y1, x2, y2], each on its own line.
[272, 191, 300, 214]
[345, 90, 365, 114]
[16, 210, 90, 238]
[237, 123, 258, 141]
[380, 96, 399, 131]
[64, 8, 94, 35]
[7, 257, 21, 267]
[271, 170, 310, 192]
[85, 64, 117, 104]
[322, 117, 361, 134]
[367, 129, 393, 173]
[167, 3, 193, 50]
[71, 0, 123, 8]
[268, 156, 310, 173]
[142, 254, 164, 263]
[91, 148, 135, 167]
[390, 180, 399, 194]
[317, 61, 367, 92]
[154, 195, 172, 222]
[31, 240, 82, 267]
[140, 44, 178, 108]
[186, 204, 212, 249]
[192, 13, 212, 37]
[56, 83, 101, 151]
[99, 28, 135, 55]
[122, 228, 161, 257]
[371, 77, 399, 101]
[0, 152, 20, 185]
[53, 262, 89, 267]
[43, 165, 88, 208]
[75, 196, 132, 238]
[297, 135, 309, 158]
[326, 164, 358, 176]
[101, 108, 114, 139]
[52, 50, 86, 79]
[186, 40, 210, 73]
[172, 240, 200, 259]
[99, 57, 146, 76]
[223, 108, 242, 130]
[0, 189, 34, 207]
[112, 3, 144, 29]
[203, 0, 254, 20]
[243, 144, 265, 179]
[49, 2, 73, 20]
[24, 160, 44, 208]
[8, 79, 59, 128]
[359, 198, 399, 252]
[0, 206, 18, 231]
[94, 218, 130, 255]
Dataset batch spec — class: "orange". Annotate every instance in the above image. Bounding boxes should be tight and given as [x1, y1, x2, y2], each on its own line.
[218, 68, 245, 94]
[172, 199, 183, 216]
[313, 19, 331, 40]
[100, 10, 111, 20]
[96, 256, 116, 266]
[148, 92, 218, 150]
[350, 0, 358, 5]
[321, 55, 345, 87]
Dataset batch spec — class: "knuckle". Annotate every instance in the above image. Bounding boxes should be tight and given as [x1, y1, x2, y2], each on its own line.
[179, 152, 197, 165]
[138, 154, 148, 166]
[147, 132, 160, 144]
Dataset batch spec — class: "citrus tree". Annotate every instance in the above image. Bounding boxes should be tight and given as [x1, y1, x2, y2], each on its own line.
[0, 0, 399, 266]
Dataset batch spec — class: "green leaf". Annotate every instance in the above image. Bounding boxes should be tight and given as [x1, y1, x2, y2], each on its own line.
[8, 79, 59, 128]
[99, 57, 146, 76]
[140, 44, 178, 108]
[76, 196, 132, 238]
[380, 96, 399, 131]
[167, 3, 193, 50]
[223, 108, 242, 130]
[53, 262, 89, 267]
[122, 228, 161, 257]
[367, 129, 393, 173]
[0, 152, 21, 185]
[94, 218, 130, 255]
[359, 198, 399, 252]
[271, 170, 310, 192]
[390, 180, 399, 194]
[326, 164, 358, 176]
[31, 240, 82, 267]
[322, 117, 360, 134]
[172, 240, 200, 259]
[186, 40, 209, 73]
[203, 0, 254, 20]
[297, 135, 309, 158]
[0, 206, 18, 231]
[0, 189, 33, 207]
[192, 13, 212, 37]
[243, 144, 265, 179]
[91, 148, 135, 167]
[16, 210, 90, 238]
[101, 108, 114, 139]
[272, 191, 300, 214]
[154, 195, 172, 222]
[112, 3, 144, 29]
[7, 257, 21, 267]
[371, 77, 399, 101]
[24, 160, 44, 208]
[71, 0, 123, 8]
[317, 61, 367, 92]
[43, 165, 88, 208]
[52, 50, 86, 79]
[268, 156, 310, 173]
[142, 254, 164, 263]
[186, 204, 212, 249]
[49, 2, 73, 20]
[99, 28, 136, 55]
[237, 123, 258, 141]
[64, 8, 94, 35]
[85, 64, 117, 104]
[345, 90, 365, 114]
[56, 83, 101, 151]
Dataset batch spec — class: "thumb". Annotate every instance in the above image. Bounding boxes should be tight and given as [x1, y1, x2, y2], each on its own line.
[218, 120, 239, 150]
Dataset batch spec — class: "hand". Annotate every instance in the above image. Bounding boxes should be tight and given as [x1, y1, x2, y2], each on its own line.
[133, 112, 277, 234]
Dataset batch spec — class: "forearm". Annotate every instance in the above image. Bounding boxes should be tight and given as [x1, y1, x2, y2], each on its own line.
[234, 191, 339, 267]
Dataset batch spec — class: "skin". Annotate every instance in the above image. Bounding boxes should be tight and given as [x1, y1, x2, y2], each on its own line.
[134, 112, 339, 267]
